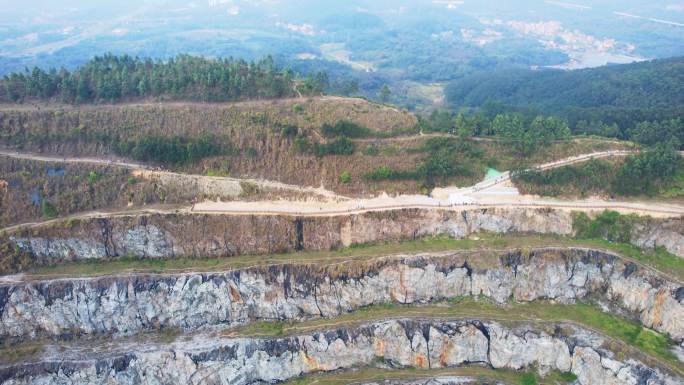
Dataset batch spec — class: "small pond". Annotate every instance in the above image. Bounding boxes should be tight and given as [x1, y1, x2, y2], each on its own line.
[484, 168, 503, 181]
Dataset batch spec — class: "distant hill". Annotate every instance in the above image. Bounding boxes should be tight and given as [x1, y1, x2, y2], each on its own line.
[0, 54, 328, 104]
[445, 57, 684, 112]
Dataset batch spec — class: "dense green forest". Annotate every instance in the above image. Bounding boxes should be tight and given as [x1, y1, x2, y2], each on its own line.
[445, 57, 684, 111]
[515, 147, 684, 198]
[419, 110, 573, 154]
[0, 54, 328, 104]
[444, 57, 684, 147]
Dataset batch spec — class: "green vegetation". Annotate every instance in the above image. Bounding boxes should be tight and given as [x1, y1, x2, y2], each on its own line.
[520, 372, 537, 385]
[446, 57, 684, 111]
[313, 137, 356, 157]
[366, 137, 486, 187]
[281, 124, 299, 137]
[0, 243, 32, 276]
[612, 147, 681, 196]
[444, 57, 684, 149]
[491, 115, 571, 155]
[418, 110, 572, 155]
[245, 147, 258, 158]
[1, 54, 328, 104]
[115, 134, 232, 165]
[321, 121, 371, 138]
[281, 368, 576, 385]
[87, 171, 99, 185]
[378, 85, 392, 103]
[515, 159, 613, 197]
[515, 147, 684, 198]
[339, 171, 351, 184]
[40, 200, 58, 219]
[573, 211, 636, 244]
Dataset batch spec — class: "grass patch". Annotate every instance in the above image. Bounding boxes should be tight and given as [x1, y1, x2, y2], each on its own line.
[281, 367, 580, 385]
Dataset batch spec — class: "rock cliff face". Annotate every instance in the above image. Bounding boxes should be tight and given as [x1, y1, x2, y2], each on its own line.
[6, 209, 683, 275]
[0, 319, 677, 385]
[632, 219, 684, 258]
[2, 248, 682, 345]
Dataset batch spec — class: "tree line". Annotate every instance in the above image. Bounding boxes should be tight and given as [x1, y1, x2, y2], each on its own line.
[419, 106, 683, 150]
[419, 110, 571, 155]
[442, 56, 684, 149]
[515, 146, 683, 197]
[0, 54, 329, 104]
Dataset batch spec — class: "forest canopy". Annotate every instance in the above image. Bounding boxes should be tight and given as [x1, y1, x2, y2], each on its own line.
[0, 54, 328, 104]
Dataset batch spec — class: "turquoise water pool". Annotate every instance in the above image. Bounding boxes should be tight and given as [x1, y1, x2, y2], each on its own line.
[484, 168, 503, 181]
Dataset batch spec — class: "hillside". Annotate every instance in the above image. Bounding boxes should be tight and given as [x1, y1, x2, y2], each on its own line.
[0, 54, 326, 104]
[445, 56, 684, 111]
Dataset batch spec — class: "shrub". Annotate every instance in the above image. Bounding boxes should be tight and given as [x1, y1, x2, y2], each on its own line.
[515, 159, 613, 196]
[362, 144, 380, 156]
[0, 242, 33, 275]
[573, 210, 636, 243]
[41, 200, 58, 219]
[321, 121, 371, 138]
[294, 135, 312, 154]
[115, 134, 230, 165]
[239, 181, 260, 197]
[87, 171, 99, 185]
[245, 147, 258, 157]
[339, 171, 351, 184]
[314, 137, 356, 157]
[281, 125, 299, 137]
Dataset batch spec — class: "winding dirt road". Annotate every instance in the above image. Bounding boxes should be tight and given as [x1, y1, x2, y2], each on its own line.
[1, 148, 683, 236]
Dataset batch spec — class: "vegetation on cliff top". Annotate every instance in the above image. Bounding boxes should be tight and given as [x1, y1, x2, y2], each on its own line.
[0, 54, 328, 104]
[514, 147, 684, 198]
[444, 58, 684, 150]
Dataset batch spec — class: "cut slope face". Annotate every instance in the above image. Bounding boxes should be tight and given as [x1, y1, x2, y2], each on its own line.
[0, 319, 678, 385]
[2, 248, 682, 344]
[4, 207, 684, 274]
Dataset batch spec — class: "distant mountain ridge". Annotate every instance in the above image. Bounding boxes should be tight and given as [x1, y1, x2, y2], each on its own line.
[445, 56, 684, 111]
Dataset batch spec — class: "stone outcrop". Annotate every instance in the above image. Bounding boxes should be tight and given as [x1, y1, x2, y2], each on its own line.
[0, 319, 677, 385]
[5, 208, 683, 275]
[2, 248, 682, 345]
[3, 208, 575, 271]
[632, 218, 684, 259]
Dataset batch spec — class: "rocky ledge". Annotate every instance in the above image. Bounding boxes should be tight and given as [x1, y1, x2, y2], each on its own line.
[0, 319, 678, 385]
[5, 208, 684, 275]
[2, 248, 682, 345]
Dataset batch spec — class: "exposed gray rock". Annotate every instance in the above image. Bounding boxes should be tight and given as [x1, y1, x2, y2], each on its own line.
[10, 236, 106, 261]
[632, 220, 684, 259]
[11, 224, 179, 262]
[2, 249, 682, 345]
[5, 209, 684, 273]
[0, 320, 678, 385]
